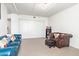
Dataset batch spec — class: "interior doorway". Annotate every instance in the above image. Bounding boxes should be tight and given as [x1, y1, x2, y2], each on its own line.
[7, 18, 11, 34]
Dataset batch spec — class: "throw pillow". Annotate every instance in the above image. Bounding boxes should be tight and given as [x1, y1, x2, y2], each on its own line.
[54, 33, 59, 39]
[0, 38, 7, 48]
[7, 34, 11, 43]
[2, 37, 8, 44]
[11, 34, 15, 42]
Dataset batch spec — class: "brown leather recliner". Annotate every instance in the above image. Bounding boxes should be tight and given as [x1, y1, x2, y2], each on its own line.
[45, 32, 73, 48]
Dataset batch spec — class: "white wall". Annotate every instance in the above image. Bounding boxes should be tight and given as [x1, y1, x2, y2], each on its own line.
[48, 4, 79, 49]
[19, 15, 48, 39]
[8, 14, 48, 39]
[0, 4, 8, 35]
[10, 14, 19, 34]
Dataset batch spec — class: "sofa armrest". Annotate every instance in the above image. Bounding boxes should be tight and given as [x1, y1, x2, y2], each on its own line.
[0, 46, 18, 56]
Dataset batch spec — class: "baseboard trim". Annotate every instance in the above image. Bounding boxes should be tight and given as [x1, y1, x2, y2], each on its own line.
[23, 37, 45, 40]
[70, 45, 79, 49]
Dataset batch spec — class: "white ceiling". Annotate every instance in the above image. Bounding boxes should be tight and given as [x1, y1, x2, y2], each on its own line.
[5, 3, 77, 17]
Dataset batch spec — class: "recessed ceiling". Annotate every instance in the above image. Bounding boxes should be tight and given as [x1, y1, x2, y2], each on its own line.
[4, 3, 77, 17]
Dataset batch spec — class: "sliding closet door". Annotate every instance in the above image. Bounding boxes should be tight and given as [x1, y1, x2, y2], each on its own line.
[20, 20, 45, 39]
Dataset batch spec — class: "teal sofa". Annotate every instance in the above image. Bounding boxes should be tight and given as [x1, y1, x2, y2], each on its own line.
[0, 34, 22, 56]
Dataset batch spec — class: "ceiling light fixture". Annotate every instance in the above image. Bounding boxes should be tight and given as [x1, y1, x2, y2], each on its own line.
[37, 3, 55, 10]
